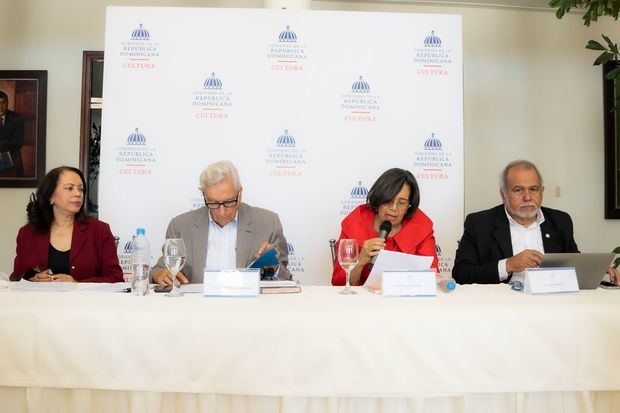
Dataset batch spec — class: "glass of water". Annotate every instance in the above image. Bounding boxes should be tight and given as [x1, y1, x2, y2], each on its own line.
[163, 238, 187, 297]
[338, 239, 359, 295]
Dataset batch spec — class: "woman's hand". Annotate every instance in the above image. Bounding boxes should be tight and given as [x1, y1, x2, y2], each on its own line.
[32, 269, 54, 282]
[50, 274, 76, 282]
[359, 237, 386, 266]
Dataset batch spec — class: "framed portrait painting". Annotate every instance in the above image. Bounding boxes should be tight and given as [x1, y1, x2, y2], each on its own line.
[0, 70, 47, 187]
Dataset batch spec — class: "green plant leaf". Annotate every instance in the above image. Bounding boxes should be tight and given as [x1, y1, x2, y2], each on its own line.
[587, 40, 607, 50]
[601, 34, 619, 55]
[604, 67, 620, 79]
[613, 246, 620, 254]
[614, 257, 620, 268]
[594, 51, 615, 65]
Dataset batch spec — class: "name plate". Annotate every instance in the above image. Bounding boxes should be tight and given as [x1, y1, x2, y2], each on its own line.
[524, 267, 579, 295]
[382, 270, 437, 297]
[203, 269, 260, 297]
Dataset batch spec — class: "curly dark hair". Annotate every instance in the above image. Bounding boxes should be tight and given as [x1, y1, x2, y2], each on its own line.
[366, 168, 420, 220]
[26, 166, 88, 232]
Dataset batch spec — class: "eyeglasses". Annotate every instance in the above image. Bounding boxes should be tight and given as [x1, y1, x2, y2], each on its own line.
[204, 192, 239, 210]
[385, 198, 410, 211]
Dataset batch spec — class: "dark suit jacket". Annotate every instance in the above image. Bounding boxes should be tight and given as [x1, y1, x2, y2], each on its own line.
[0, 110, 25, 176]
[452, 205, 579, 284]
[11, 218, 124, 283]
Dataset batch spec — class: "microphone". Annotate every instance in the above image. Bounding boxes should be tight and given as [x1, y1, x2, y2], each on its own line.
[369, 220, 392, 266]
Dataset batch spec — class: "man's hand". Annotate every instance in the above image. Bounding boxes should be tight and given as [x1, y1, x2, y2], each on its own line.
[506, 249, 543, 273]
[152, 267, 188, 286]
[255, 241, 278, 258]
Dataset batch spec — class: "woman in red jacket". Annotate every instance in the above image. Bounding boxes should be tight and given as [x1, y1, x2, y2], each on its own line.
[332, 168, 438, 286]
[11, 166, 123, 283]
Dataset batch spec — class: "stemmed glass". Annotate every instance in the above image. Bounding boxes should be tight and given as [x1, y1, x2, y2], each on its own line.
[338, 239, 359, 295]
[163, 238, 187, 297]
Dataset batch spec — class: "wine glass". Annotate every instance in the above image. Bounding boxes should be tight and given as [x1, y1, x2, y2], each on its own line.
[163, 238, 187, 297]
[338, 239, 359, 295]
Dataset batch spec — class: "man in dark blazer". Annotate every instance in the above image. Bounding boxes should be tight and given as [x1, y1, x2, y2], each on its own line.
[0, 90, 25, 177]
[151, 160, 291, 285]
[453, 160, 618, 284]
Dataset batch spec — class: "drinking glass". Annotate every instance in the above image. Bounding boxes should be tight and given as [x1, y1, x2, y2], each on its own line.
[338, 239, 359, 295]
[163, 238, 187, 297]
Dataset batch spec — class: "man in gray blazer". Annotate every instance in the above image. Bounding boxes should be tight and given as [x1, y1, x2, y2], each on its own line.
[152, 160, 291, 285]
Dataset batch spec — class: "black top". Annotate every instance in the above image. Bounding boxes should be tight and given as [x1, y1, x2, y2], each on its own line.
[48, 244, 70, 275]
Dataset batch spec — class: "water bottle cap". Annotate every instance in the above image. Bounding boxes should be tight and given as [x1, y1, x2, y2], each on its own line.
[447, 280, 456, 291]
[136, 228, 145, 235]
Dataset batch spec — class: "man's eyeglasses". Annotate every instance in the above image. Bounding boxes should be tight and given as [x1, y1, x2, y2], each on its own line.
[204, 193, 239, 210]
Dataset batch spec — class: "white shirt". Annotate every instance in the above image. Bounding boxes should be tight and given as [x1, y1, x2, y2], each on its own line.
[498, 207, 545, 283]
[205, 212, 238, 270]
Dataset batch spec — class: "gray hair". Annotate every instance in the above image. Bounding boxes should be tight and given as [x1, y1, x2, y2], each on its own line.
[500, 160, 544, 194]
[199, 160, 241, 191]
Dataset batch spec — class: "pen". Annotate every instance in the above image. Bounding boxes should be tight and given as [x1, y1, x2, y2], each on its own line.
[34, 267, 54, 280]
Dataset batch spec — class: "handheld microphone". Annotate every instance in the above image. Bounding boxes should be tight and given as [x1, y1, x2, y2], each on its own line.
[369, 220, 392, 266]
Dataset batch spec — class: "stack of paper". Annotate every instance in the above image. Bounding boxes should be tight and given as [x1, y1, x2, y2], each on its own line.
[260, 280, 301, 294]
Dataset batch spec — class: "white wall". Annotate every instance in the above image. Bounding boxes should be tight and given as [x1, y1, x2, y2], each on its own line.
[1, 0, 619, 275]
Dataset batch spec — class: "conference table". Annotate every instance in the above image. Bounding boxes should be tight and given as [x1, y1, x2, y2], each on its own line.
[1, 283, 619, 413]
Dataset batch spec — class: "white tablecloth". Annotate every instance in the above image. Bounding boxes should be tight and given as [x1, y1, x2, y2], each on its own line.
[1, 284, 619, 412]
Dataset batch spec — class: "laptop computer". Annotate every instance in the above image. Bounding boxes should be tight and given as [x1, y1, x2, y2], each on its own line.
[540, 253, 615, 289]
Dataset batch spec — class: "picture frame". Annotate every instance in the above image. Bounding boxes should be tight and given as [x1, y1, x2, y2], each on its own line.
[0, 70, 47, 187]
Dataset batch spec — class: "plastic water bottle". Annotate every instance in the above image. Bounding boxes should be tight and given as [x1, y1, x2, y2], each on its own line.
[436, 274, 457, 293]
[131, 228, 150, 296]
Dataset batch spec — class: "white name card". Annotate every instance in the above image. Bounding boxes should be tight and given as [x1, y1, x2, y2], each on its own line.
[524, 267, 579, 295]
[203, 269, 260, 297]
[382, 270, 437, 297]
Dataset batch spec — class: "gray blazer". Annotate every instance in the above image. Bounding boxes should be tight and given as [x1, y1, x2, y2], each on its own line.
[153, 202, 291, 283]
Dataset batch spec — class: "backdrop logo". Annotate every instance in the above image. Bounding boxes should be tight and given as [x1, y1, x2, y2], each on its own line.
[189, 189, 205, 211]
[119, 23, 159, 70]
[339, 181, 368, 216]
[413, 132, 452, 180]
[435, 244, 453, 275]
[286, 241, 305, 274]
[114, 128, 157, 175]
[265, 129, 306, 177]
[131, 24, 150, 40]
[267, 25, 308, 72]
[341, 75, 380, 122]
[192, 72, 232, 120]
[118, 236, 134, 277]
[414, 30, 452, 76]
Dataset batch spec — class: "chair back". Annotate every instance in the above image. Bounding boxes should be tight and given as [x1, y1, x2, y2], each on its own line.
[329, 239, 337, 265]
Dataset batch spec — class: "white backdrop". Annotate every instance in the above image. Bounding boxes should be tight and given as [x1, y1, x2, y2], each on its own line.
[99, 7, 463, 285]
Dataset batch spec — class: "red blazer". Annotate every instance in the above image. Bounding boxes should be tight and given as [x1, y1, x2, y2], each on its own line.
[331, 204, 438, 286]
[11, 218, 124, 283]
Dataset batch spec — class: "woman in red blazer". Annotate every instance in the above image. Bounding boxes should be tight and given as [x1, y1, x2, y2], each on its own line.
[332, 168, 438, 286]
[11, 166, 123, 283]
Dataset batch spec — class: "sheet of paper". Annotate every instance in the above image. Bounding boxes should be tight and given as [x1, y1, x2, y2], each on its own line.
[80, 282, 131, 293]
[365, 250, 434, 289]
[180, 283, 205, 294]
[13, 279, 78, 292]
